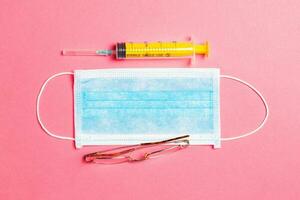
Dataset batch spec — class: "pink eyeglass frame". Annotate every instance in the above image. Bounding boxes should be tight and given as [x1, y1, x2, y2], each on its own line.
[84, 135, 190, 164]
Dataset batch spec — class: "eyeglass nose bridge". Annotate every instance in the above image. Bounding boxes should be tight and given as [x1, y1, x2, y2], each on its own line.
[127, 153, 150, 162]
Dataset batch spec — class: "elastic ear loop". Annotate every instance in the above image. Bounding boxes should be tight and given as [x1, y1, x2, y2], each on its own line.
[36, 72, 75, 141]
[220, 75, 269, 141]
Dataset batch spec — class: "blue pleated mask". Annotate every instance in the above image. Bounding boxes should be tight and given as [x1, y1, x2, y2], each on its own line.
[37, 68, 268, 149]
[74, 68, 220, 148]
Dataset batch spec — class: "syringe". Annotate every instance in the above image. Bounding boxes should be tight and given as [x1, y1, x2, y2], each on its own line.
[62, 41, 209, 60]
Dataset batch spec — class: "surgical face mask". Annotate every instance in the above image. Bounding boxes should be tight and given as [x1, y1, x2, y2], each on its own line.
[37, 68, 269, 148]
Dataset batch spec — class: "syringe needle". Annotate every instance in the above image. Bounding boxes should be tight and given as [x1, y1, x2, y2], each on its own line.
[62, 49, 113, 56]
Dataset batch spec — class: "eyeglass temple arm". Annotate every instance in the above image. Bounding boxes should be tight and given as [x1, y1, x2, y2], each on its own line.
[140, 135, 190, 146]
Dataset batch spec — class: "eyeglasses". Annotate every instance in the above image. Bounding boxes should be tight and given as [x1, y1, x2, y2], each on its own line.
[83, 135, 190, 164]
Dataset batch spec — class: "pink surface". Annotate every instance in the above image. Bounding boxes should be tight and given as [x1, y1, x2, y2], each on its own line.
[1, 0, 299, 199]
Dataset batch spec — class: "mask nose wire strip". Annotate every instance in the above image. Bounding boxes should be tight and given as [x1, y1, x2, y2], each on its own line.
[36, 72, 75, 141]
[220, 75, 269, 141]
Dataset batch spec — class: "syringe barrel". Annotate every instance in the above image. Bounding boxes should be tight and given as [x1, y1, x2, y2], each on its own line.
[115, 41, 208, 59]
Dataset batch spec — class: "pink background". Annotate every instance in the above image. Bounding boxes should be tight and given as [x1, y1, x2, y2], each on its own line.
[1, 0, 299, 199]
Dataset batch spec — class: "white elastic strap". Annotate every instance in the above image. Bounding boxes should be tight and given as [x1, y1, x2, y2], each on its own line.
[36, 72, 75, 140]
[220, 75, 269, 141]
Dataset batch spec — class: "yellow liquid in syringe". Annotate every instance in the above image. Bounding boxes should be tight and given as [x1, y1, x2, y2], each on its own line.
[116, 41, 209, 59]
